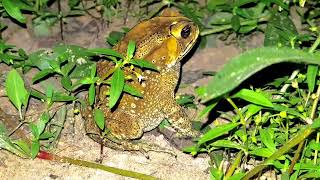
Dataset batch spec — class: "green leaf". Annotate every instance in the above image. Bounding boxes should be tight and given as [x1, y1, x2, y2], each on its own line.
[229, 173, 245, 180]
[182, 145, 199, 156]
[127, 41, 136, 59]
[176, 95, 195, 106]
[61, 62, 76, 76]
[198, 122, 239, 145]
[28, 50, 51, 70]
[123, 84, 143, 98]
[264, 11, 297, 47]
[233, 89, 273, 107]
[89, 83, 96, 105]
[39, 132, 54, 140]
[52, 93, 76, 102]
[202, 47, 320, 102]
[245, 104, 262, 119]
[238, 25, 257, 34]
[106, 31, 125, 46]
[30, 89, 46, 101]
[197, 103, 217, 120]
[94, 108, 105, 130]
[307, 65, 318, 92]
[29, 123, 39, 139]
[40, 112, 50, 124]
[311, 117, 320, 129]
[250, 147, 274, 158]
[87, 48, 123, 58]
[13, 140, 30, 155]
[5, 69, 29, 115]
[90, 63, 96, 78]
[3, 0, 26, 23]
[109, 68, 125, 108]
[130, 59, 159, 71]
[32, 69, 54, 83]
[36, 120, 46, 136]
[210, 140, 245, 150]
[300, 170, 320, 178]
[209, 12, 232, 25]
[231, 15, 240, 32]
[0, 130, 28, 158]
[61, 76, 72, 91]
[31, 140, 40, 159]
[259, 129, 276, 151]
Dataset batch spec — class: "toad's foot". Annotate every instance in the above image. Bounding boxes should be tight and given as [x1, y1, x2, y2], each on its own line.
[167, 107, 201, 138]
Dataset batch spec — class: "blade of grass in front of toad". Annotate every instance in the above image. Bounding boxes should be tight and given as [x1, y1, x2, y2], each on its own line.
[109, 68, 125, 108]
[202, 47, 320, 102]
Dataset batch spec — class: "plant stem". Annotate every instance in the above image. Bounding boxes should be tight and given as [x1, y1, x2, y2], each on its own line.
[288, 140, 304, 174]
[310, 84, 320, 120]
[226, 97, 244, 124]
[37, 151, 157, 180]
[308, 35, 320, 53]
[314, 133, 320, 164]
[200, 16, 270, 36]
[224, 151, 243, 179]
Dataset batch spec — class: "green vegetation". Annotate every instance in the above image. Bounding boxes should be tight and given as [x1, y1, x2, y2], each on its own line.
[0, 0, 320, 179]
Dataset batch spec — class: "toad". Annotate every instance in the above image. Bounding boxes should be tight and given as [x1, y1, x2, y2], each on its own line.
[84, 9, 200, 153]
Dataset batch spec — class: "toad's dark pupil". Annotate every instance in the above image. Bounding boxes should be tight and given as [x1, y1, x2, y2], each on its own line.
[181, 25, 191, 38]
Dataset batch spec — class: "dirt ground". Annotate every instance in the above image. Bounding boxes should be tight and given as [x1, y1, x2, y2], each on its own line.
[0, 10, 254, 179]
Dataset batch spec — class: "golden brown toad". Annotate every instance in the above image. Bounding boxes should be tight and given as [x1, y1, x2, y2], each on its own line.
[84, 9, 199, 153]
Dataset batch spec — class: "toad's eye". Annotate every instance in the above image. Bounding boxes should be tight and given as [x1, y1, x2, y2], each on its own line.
[181, 25, 191, 38]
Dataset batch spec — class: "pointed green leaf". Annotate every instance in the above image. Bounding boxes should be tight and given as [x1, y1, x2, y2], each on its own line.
[31, 140, 40, 159]
[259, 129, 276, 151]
[87, 48, 123, 58]
[123, 84, 143, 98]
[89, 83, 96, 105]
[13, 140, 31, 155]
[3, 0, 26, 23]
[198, 122, 239, 145]
[52, 93, 76, 102]
[197, 103, 217, 120]
[233, 89, 273, 107]
[109, 68, 125, 108]
[5, 69, 29, 114]
[307, 65, 318, 92]
[94, 108, 105, 130]
[61, 76, 72, 91]
[210, 140, 245, 150]
[127, 41, 136, 59]
[32, 69, 54, 83]
[130, 59, 159, 71]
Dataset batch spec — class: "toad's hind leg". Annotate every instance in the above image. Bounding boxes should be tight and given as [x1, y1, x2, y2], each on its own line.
[104, 114, 176, 156]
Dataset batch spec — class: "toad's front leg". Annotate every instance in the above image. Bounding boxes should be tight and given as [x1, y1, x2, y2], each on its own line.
[165, 104, 200, 138]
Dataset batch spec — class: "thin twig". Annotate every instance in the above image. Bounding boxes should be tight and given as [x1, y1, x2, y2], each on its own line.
[58, 0, 63, 40]
[288, 140, 304, 174]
